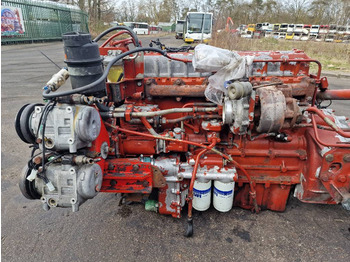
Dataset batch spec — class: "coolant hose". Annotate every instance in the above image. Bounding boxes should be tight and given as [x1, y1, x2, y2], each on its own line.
[306, 107, 350, 138]
[93, 26, 141, 47]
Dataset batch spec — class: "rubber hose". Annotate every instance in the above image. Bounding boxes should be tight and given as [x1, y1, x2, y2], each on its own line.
[96, 102, 110, 112]
[93, 26, 140, 47]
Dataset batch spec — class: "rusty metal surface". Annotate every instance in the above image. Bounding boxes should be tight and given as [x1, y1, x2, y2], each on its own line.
[147, 83, 206, 97]
[284, 97, 302, 128]
[151, 166, 167, 188]
[286, 77, 316, 98]
[256, 86, 286, 133]
[101, 159, 153, 194]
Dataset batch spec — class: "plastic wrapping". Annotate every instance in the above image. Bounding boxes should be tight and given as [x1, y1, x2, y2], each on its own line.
[193, 44, 254, 104]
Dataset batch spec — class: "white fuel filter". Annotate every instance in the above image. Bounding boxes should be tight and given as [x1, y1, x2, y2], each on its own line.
[193, 180, 212, 211]
[213, 181, 235, 212]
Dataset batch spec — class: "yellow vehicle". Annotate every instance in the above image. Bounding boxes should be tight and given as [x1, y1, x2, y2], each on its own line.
[247, 24, 256, 32]
[285, 32, 294, 40]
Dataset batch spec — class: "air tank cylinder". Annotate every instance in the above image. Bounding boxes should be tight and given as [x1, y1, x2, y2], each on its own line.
[62, 32, 105, 96]
[213, 181, 235, 212]
[193, 180, 212, 211]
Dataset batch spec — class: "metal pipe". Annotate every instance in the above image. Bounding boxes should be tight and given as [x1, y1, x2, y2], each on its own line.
[165, 114, 220, 124]
[164, 54, 192, 63]
[178, 170, 235, 182]
[112, 107, 218, 118]
[317, 89, 350, 100]
[306, 107, 350, 138]
[135, 107, 217, 117]
[187, 140, 216, 220]
[310, 115, 350, 148]
[134, 108, 159, 136]
[182, 102, 215, 108]
[230, 159, 259, 213]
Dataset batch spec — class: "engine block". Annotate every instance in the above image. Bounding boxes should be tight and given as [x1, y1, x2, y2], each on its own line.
[15, 28, 350, 237]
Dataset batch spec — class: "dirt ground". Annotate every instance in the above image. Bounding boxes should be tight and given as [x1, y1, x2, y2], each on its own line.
[2, 35, 350, 262]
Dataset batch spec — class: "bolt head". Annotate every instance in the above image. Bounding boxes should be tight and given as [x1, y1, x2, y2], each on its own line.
[325, 154, 334, 162]
[343, 154, 350, 163]
[320, 172, 329, 182]
[132, 164, 140, 171]
[337, 175, 347, 183]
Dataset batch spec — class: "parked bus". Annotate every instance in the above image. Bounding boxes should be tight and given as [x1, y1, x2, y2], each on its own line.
[287, 24, 295, 32]
[261, 22, 270, 31]
[273, 24, 281, 31]
[280, 23, 288, 32]
[310, 25, 320, 34]
[293, 32, 301, 40]
[294, 24, 303, 33]
[123, 22, 149, 35]
[184, 12, 213, 43]
[303, 24, 311, 33]
[149, 25, 162, 34]
[301, 33, 309, 41]
[175, 20, 185, 39]
[309, 33, 318, 41]
[337, 25, 346, 35]
[279, 32, 286, 39]
[319, 25, 329, 34]
[266, 24, 274, 32]
[325, 34, 335, 42]
[256, 23, 263, 31]
[343, 34, 350, 43]
[329, 24, 337, 34]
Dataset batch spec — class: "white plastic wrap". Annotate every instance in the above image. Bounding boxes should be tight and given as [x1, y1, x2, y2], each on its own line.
[192, 44, 254, 104]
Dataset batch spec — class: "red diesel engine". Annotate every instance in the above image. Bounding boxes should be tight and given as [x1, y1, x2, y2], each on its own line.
[15, 27, 350, 237]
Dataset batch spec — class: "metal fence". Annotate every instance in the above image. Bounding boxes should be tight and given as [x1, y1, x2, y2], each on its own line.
[1, 0, 89, 43]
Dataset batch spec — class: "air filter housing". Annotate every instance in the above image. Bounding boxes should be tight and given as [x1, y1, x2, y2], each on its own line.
[62, 32, 105, 96]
